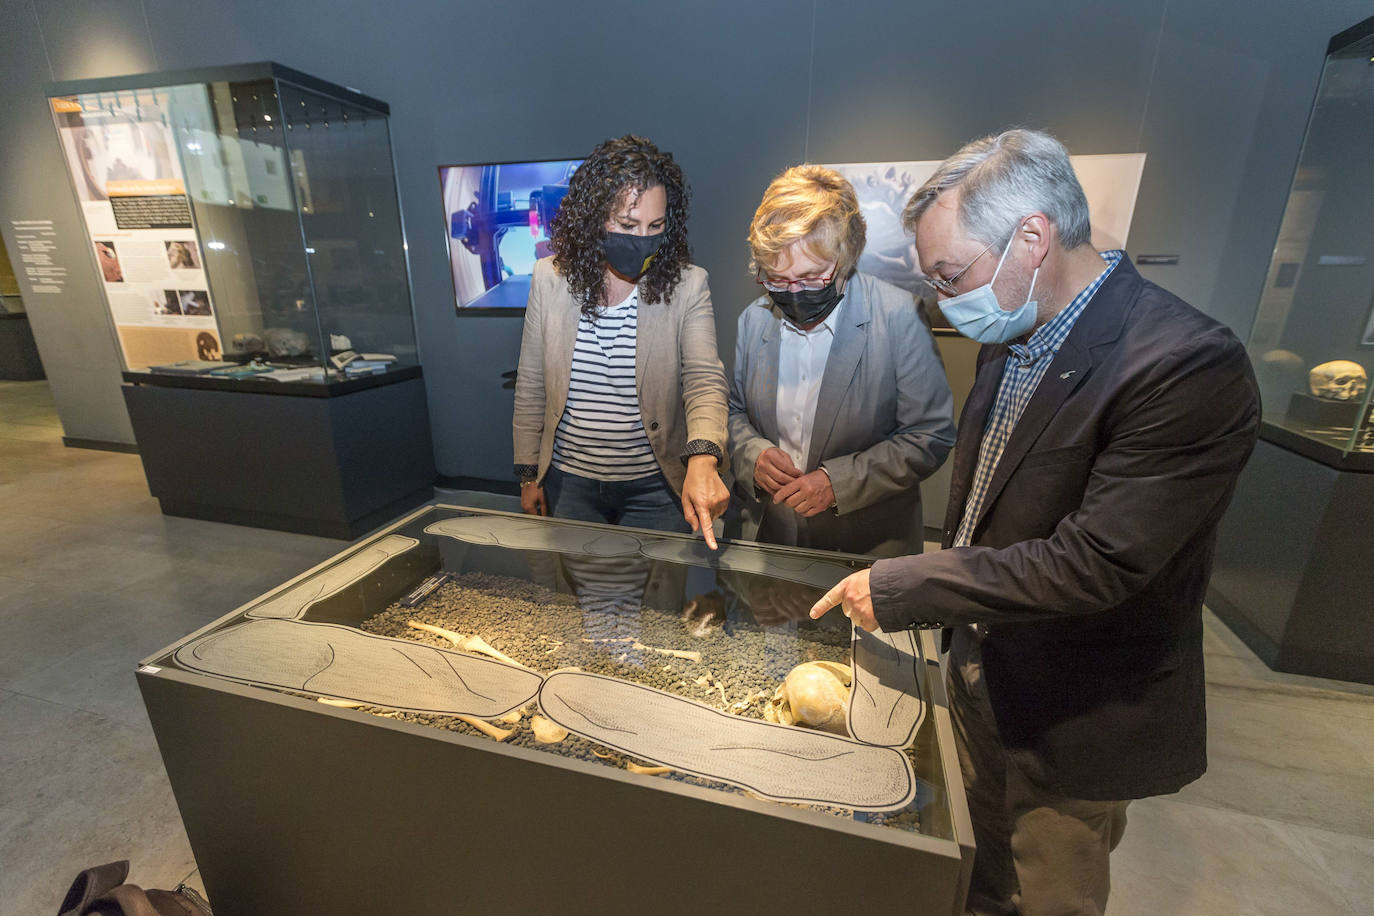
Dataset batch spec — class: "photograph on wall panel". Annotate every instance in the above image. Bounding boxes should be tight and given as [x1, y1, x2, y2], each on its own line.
[824, 153, 1147, 327]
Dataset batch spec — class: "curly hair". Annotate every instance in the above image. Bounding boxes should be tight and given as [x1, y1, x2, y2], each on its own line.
[550, 135, 691, 316]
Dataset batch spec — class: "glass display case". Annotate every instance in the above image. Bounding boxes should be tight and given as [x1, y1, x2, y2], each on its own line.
[1247, 21, 1374, 467]
[46, 62, 416, 387]
[137, 505, 973, 914]
[1207, 15, 1374, 687]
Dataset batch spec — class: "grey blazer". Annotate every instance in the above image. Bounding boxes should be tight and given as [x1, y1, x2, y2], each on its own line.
[728, 272, 955, 557]
[513, 257, 729, 496]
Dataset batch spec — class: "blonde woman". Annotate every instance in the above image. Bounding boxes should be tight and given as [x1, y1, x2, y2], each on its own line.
[728, 165, 955, 557]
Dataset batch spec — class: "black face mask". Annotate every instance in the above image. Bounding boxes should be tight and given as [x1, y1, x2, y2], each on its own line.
[768, 279, 844, 328]
[603, 231, 665, 280]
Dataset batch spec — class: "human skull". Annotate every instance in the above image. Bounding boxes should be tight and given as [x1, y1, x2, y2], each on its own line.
[764, 660, 851, 735]
[231, 332, 264, 353]
[1309, 360, 1368, 401]
[264, 327, 312, 357]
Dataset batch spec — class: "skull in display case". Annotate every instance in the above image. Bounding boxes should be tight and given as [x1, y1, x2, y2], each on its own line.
[1308, 360, 1368, 401]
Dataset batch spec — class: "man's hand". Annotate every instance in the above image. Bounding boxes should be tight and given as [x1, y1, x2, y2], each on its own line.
[775, 469, 835, 518]
[520, 483, 547, 516]
[682, 455, 729, 550]
[809, 569, 877, 631]
[754, 447, 802, 495]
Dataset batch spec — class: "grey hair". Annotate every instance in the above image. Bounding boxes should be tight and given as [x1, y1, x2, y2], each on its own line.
[901, 129, 1092, 250]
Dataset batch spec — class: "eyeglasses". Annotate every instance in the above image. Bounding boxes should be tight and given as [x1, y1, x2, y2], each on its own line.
[756, 271, 835, 293]
[921, 241, 995, 296]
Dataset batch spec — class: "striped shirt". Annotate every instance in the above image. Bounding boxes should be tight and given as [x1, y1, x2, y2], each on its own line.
[953, 250, 1123, 548]
[551, 290, 659, 481]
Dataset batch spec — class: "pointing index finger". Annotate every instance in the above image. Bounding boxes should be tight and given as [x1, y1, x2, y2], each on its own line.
[809, 584, 841, 619]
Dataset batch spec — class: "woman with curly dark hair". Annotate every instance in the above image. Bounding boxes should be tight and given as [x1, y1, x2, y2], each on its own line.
[513, 135, 730, 547]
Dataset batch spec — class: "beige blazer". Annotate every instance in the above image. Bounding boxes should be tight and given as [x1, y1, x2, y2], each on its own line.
[513, 257, 729, 495]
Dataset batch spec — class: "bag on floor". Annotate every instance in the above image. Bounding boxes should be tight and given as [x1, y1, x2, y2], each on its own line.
[57, 860, 212, 916]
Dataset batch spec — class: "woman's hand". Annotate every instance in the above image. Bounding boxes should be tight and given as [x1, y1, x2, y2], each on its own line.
[682, 455, 729, 549]
[754, 447, 802, 495]
[520, 483, 547, 516]
[775, 469, 835, 518]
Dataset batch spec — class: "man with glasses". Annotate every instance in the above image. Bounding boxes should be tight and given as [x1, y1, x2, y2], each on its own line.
[811, 130, 1259, 916]
[728, 165, 955, 558]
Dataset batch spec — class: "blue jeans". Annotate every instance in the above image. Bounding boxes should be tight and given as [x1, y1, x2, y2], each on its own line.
[544, 465, 689, 534]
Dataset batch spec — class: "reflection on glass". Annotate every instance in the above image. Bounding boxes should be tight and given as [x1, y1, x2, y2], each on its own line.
[156, 506, 951, 839]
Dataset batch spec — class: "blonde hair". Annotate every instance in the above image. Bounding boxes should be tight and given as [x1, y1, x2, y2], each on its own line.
[748, 165, 866, 278]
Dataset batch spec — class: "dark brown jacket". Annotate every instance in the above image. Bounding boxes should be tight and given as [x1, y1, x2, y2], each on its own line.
[871, 256, 1260, 800]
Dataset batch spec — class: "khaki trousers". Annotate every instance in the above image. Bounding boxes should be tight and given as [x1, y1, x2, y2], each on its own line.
[948, 628, 1130, 916]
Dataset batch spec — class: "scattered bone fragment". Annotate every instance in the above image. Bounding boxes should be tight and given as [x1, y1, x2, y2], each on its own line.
[626, 762, 673, 776]
[497, 708, 523, 725]
[316, 698, 400, 720]
[591, 749, 616, 759]
[531, 715, 569, 744]
[456, 715, 514, 741]
[407, 620, 530, 669]
[316, 694, 508, 737]
[727, 690, 769, 715]
[581, 637, 702, 664]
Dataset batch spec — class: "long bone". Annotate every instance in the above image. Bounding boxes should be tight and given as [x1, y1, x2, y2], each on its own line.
[580, 636, 702, 664]
[407, 620, 531, 670]
[318, 696, 514, 741]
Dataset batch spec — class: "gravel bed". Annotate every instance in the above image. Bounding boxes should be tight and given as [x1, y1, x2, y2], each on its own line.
[356, 570, 923, 834]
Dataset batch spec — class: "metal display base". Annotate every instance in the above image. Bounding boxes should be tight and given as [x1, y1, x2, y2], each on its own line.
[1208, 437, 1374, 684]
[122, 373, 435, 539]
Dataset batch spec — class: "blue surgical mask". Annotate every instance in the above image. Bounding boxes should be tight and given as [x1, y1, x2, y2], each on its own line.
[938, 231, 1039, 344]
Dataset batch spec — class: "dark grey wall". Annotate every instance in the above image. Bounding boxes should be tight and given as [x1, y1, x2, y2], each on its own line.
[1, 0, 1369, 476]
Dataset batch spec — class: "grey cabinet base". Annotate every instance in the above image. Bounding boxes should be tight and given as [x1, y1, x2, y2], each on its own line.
[138, 665, 969, 916]
[1208, 437, 1374, 685]
[123, 375, 436, 539]
[0, 313, 45, 380]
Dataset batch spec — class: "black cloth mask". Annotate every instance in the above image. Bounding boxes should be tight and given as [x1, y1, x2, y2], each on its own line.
[768, 279, 844, 328]
[603, 231, 665, 280]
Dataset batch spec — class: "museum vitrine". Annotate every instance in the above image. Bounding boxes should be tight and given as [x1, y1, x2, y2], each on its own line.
[137, 505, 973, 915]
[1246, 20, 1374, 464]
[1208, 14, 1374, 686]
[46, 62, 416, 384]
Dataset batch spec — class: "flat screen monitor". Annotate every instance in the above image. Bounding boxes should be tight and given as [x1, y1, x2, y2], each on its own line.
[439, 158, 583, 313]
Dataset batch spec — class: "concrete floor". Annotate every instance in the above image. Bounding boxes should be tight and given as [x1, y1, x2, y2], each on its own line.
[1, 378, 1371, 915]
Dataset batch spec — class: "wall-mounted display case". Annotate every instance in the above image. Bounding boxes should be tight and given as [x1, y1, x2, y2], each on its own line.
[1209, 14, 1374, 686]
[137, 505, 974, 915]
[47, 62, 416, 384]
[1245, 21, 1374, 468]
